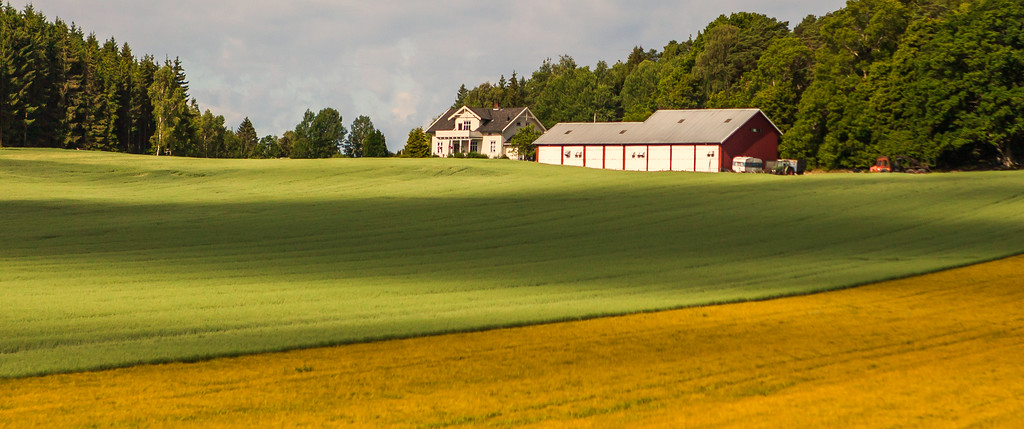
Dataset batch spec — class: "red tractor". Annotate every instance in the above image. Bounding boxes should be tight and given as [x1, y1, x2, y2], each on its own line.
[870, 156, 930, 174]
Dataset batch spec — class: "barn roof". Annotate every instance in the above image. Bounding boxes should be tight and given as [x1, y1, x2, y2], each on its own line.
[534, 109, 781, 145]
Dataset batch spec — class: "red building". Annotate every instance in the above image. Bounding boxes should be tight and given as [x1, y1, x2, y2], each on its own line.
[532, 109, 781, 172]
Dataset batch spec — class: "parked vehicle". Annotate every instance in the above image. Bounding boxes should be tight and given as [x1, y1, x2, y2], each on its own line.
[870, 156, 930, 173]
[732, 157, 764, 173]
[765, 158, 806, 175]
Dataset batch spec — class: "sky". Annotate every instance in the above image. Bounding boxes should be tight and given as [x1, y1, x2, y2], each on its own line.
[25, 0, 847, 152]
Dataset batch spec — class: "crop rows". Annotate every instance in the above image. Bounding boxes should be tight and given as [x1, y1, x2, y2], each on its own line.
[2, 148, 1024, 377]
[3, 254, 1023, 427]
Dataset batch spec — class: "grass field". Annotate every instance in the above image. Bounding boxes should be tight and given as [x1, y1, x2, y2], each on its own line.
[3, 148, 1024, 377]
[3, 254, 1023, 427]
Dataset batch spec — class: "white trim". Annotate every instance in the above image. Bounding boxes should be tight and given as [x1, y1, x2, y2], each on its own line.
[448, 106, 482, 122]
[500, 107, 547, 134]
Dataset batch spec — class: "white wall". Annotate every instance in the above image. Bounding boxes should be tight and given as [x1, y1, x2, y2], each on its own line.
[695, 145, 720, 172]
[605, 146, 624, 170]
[537, 146, 562, 165]
[563, 146, 585, 167]
[584, 146, 604, 168]
[672, 145, 695, 171]
[624, 145, 647, 171]
[536, 144, 721, 172]
[649, 146, 671, 171]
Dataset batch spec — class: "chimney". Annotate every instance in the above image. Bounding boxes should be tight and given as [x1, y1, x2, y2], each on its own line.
[493, 102, 500, 110]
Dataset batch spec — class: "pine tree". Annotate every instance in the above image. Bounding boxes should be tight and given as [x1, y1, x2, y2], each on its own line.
[452, 84, 469, 108]
[0, 6, 38, 147]
[364, 129, 389, 157]
[401, 127, 430, 158]
[131, 56, 157, 153]
[53, 19, 87, 149]
[235, 117, 258, 158]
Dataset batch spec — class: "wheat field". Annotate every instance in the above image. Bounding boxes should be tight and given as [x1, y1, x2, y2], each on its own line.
[3, 254, 1022, 427]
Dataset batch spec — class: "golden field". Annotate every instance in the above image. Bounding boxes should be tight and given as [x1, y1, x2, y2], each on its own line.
[3, 255, 1024, 428]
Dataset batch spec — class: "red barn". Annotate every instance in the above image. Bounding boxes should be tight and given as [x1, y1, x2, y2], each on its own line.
[532, 109, 781, 172]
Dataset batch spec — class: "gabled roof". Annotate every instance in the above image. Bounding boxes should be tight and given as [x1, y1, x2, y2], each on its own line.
[425, 106, 543, 134]
[534, 109, 781, 145]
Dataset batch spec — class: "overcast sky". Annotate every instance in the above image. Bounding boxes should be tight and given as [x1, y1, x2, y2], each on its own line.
[25, 0, 846, 151]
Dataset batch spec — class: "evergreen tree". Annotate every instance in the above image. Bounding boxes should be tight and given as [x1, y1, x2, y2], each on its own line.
[0, 6, 38, 147]
[235, 117, 258, 158]
[130, 56, 157, 154]
[364, 129, 389, 157]
[452, 84, 469, 108]
[401, 127, 430, 158]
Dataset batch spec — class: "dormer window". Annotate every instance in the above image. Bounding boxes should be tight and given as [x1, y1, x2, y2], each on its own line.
[457, 120, 472, 131]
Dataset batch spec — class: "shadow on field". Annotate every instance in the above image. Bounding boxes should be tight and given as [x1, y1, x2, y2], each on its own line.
[3, 165, 1024, 377]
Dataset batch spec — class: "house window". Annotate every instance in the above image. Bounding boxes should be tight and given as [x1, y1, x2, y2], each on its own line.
[470, 140, 479, 153]
[490, 141, 496, 152]
[462, 120, 472, 131]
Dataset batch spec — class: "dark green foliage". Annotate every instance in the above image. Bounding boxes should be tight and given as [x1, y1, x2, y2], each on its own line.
[234, 117, 258, 158]
[292, 108, 346, 159]
[447, 1, 1022, 169]
[0, 6, 171, 154]
[364, 129, 390, 158]
[344, 115, 373, 158]
[400, 127, 430, 158]
[0, 5, 371, 161]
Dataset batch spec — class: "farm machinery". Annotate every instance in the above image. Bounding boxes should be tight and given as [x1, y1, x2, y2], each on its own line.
[764, 158, 806, 175]
[870, 156, 930, 173]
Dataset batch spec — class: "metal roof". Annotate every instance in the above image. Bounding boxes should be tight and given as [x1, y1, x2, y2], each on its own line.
[534, 109, 780, 145]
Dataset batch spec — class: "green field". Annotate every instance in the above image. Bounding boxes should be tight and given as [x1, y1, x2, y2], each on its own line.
[2, 148, 1024, 378]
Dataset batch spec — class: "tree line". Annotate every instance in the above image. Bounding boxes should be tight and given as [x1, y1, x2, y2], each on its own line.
[425, 0, 1022, 169]
[0, 5, 389, 158]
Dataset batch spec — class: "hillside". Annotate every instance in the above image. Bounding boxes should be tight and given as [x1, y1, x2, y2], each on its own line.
[2, 148, 1024, 377]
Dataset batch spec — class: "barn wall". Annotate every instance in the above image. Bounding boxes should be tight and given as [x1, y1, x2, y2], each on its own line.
[563, 146, 585, 167]
[672, 145, 695, 171]
[722, 113, 780, 167]
[537, 143, 724, 172]
[624, 145, 648, 171]
[605, 146, 624, 170]
[538, 146, 562, 165]
[649, 146, 671, 171]
[584, 146, 604, 168]
[694, 145, 720, 172]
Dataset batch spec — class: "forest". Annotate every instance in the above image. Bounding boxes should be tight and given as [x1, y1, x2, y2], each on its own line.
[3, 0, 1023, 168]
[450, 0, 1023, 169]
[0, 5, 389, 159]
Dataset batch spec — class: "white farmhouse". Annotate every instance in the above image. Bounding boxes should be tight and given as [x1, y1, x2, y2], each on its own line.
[425, 105, 546, 159]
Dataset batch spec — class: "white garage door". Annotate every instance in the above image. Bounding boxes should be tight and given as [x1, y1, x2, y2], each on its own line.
[695, 145, 720, 172]
[537, 146, 562, 165]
